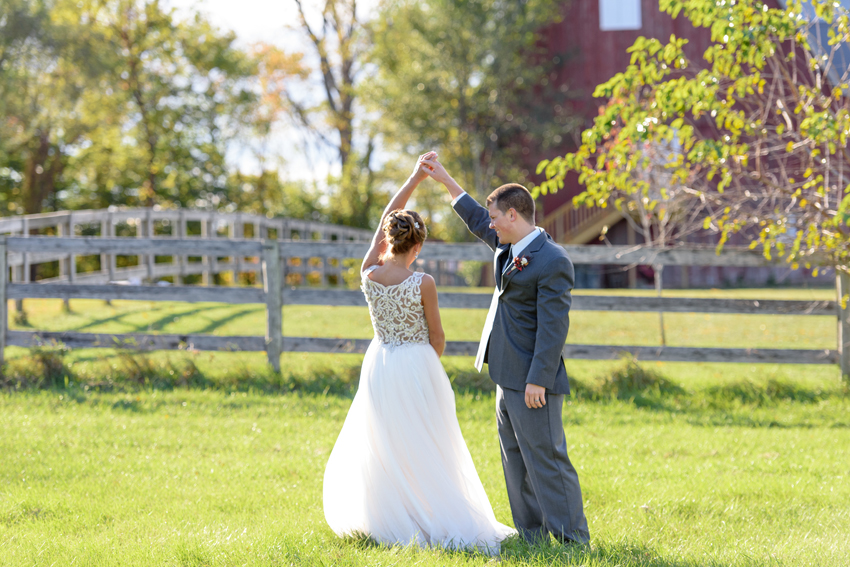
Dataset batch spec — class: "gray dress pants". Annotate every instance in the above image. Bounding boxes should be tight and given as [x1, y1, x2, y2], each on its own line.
[496, 385, 590, 544]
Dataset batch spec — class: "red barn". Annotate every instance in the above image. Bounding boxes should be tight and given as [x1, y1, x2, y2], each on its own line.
[534, 0, 827, 288]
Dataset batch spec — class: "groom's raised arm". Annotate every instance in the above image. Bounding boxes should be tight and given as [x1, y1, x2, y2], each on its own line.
[452, 194, 499, 252]
[421, 157, 499, 252]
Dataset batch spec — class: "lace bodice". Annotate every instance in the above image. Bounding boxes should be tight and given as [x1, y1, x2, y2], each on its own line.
[361, 266, 430, 348]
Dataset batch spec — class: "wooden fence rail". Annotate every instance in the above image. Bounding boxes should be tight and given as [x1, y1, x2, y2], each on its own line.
[0, 207, 373, 289]
[1, 236, 847, 378]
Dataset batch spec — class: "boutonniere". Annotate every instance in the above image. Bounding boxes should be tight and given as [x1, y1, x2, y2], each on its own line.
[506, 254, 531, 275]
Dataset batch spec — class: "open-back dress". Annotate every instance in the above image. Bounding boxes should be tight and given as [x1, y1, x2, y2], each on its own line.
[322, 266, 516, 553]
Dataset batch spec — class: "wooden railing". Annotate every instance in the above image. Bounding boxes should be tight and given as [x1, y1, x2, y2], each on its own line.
[0, 236, 847, 378]
[0, 208, 372, 288]
[540, 198, 623, 244]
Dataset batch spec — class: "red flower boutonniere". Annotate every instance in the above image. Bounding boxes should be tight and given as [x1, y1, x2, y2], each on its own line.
[506, 254, 531, 275]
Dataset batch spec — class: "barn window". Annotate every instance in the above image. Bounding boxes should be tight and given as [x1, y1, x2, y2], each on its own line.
[599, 0, 642, 31]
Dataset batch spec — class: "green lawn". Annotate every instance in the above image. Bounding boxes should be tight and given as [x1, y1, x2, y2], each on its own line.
[1, 288, 848, 566]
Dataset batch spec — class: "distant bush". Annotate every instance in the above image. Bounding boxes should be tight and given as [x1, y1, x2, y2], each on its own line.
[447, 366, 495, 392]
[2, 341, 71, 389]
[2, 347, 846, 411]
[595, 356, 685, 402]
[116, 352, 211, 390]
[702, 378, 835, 408]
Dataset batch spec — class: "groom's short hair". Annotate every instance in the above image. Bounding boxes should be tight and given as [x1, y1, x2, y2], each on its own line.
[486, 184, 535, 223]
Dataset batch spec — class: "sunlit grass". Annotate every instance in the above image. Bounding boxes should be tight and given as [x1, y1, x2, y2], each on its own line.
[1, 385, 847, 566]
[1, 288, 848, 566]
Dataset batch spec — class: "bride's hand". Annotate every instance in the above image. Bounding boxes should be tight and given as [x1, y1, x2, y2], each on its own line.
[412, 151, 438, 182]
[420, 157, 452, 185]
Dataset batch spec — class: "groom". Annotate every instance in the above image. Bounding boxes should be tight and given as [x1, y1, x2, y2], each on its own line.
[422, 156, 589, 545]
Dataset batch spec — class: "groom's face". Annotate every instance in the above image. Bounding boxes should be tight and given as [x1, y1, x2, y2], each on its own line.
[488, 203, 515, 244]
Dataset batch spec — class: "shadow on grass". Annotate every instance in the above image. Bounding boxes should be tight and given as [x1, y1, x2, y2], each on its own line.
[191, 305, 259, 335]
[70, 302, 249, 335]
[70, 303, 156, 332]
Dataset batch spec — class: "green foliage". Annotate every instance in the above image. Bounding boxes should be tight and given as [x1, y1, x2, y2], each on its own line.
[68, 0, 258, 210]
[457, 260, 486, 287]
[0, 0, 262, 215]
[224, 171, 325, 221]
[2, 341, 70, 389]
[539, 0, 850, 272]
[368, 0, 577, 240]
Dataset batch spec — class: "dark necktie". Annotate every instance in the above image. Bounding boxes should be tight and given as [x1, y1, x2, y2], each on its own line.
[502, 246, 513, 275]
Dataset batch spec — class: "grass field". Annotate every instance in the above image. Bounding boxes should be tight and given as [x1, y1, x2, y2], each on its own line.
[1, 288, 848, 566]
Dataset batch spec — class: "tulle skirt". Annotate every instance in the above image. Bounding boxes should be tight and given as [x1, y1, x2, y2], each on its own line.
[323, 339, 516, 553]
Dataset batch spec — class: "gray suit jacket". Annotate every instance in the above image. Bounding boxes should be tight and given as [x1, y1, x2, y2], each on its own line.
[454, 193, 574, 395]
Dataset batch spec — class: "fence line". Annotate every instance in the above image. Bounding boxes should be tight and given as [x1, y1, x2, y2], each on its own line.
[0, 236, 847, 377]
[1, 208, 372, 289]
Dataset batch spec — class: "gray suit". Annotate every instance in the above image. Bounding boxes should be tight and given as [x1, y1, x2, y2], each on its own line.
[453, 193, 589, 544]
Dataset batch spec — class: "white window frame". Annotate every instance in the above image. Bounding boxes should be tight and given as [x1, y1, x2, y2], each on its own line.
[599, 0, 642, 31]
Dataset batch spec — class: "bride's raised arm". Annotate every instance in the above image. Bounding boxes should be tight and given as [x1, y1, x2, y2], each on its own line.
[360, 151, 436, 272]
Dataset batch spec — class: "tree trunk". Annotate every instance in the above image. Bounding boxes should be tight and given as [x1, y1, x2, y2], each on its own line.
[23, 131, 64, 215]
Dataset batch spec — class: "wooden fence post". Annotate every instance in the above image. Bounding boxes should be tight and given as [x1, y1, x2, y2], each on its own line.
[0, 236, 7, 369]
[207, 214, 217, 284]
[233, 213, 243, 283]
[200, 216, 210, 285]
[254, 221, 263, 287]
[145, 209, 154, 283]
[177, 210, 186, 286]
[262, 239, 282, 372]
[107, 212, 116, 283]
[838, 270, 850, 382]
[67, 213, 76, 283]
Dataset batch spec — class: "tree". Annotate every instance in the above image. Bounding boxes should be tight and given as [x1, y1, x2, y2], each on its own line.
[225, 170, 325, 220]
[587, 103, 716, 344]
[237, 43, 309, 217]
[80, 0, 258, 208]
[284, 0, 386, 229]
[0, 0, 112, 214]
[538, 0, 850, 274]
[368, 0, 577, 240]
[0, 0, 264, 215]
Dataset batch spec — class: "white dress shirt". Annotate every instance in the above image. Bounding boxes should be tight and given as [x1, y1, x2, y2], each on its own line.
[510, 227, 544, 259]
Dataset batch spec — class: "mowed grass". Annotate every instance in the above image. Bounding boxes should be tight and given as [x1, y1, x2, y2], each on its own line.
[1, 287, 849, 566]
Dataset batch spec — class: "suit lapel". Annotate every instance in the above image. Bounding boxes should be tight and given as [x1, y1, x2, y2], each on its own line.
[501, 231, 548, 290]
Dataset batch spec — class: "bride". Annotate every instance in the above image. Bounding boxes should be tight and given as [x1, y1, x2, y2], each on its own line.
[323, 152, 516, 553]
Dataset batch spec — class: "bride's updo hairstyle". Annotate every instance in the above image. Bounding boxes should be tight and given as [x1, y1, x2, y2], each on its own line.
[382, 209, 427, 257]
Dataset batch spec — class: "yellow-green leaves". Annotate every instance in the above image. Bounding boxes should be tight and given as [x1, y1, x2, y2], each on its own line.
[537, 0, 850, 272]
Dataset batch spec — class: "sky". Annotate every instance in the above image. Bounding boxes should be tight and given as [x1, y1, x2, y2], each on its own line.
[166, 0, 300, 48]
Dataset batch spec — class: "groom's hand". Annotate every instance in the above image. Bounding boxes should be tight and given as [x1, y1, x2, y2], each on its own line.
[412, 151, 438, 182]
[525, 383, 547, 409]
[420, 157, 465, 200]
[420, 157, 452, 185]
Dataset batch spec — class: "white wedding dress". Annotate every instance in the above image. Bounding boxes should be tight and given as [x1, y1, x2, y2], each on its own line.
[323, 266, 516, 553]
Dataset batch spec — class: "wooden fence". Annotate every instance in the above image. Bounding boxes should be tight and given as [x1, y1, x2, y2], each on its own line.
[0, 208, 372, 288]
[0, 235, 847, 378]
